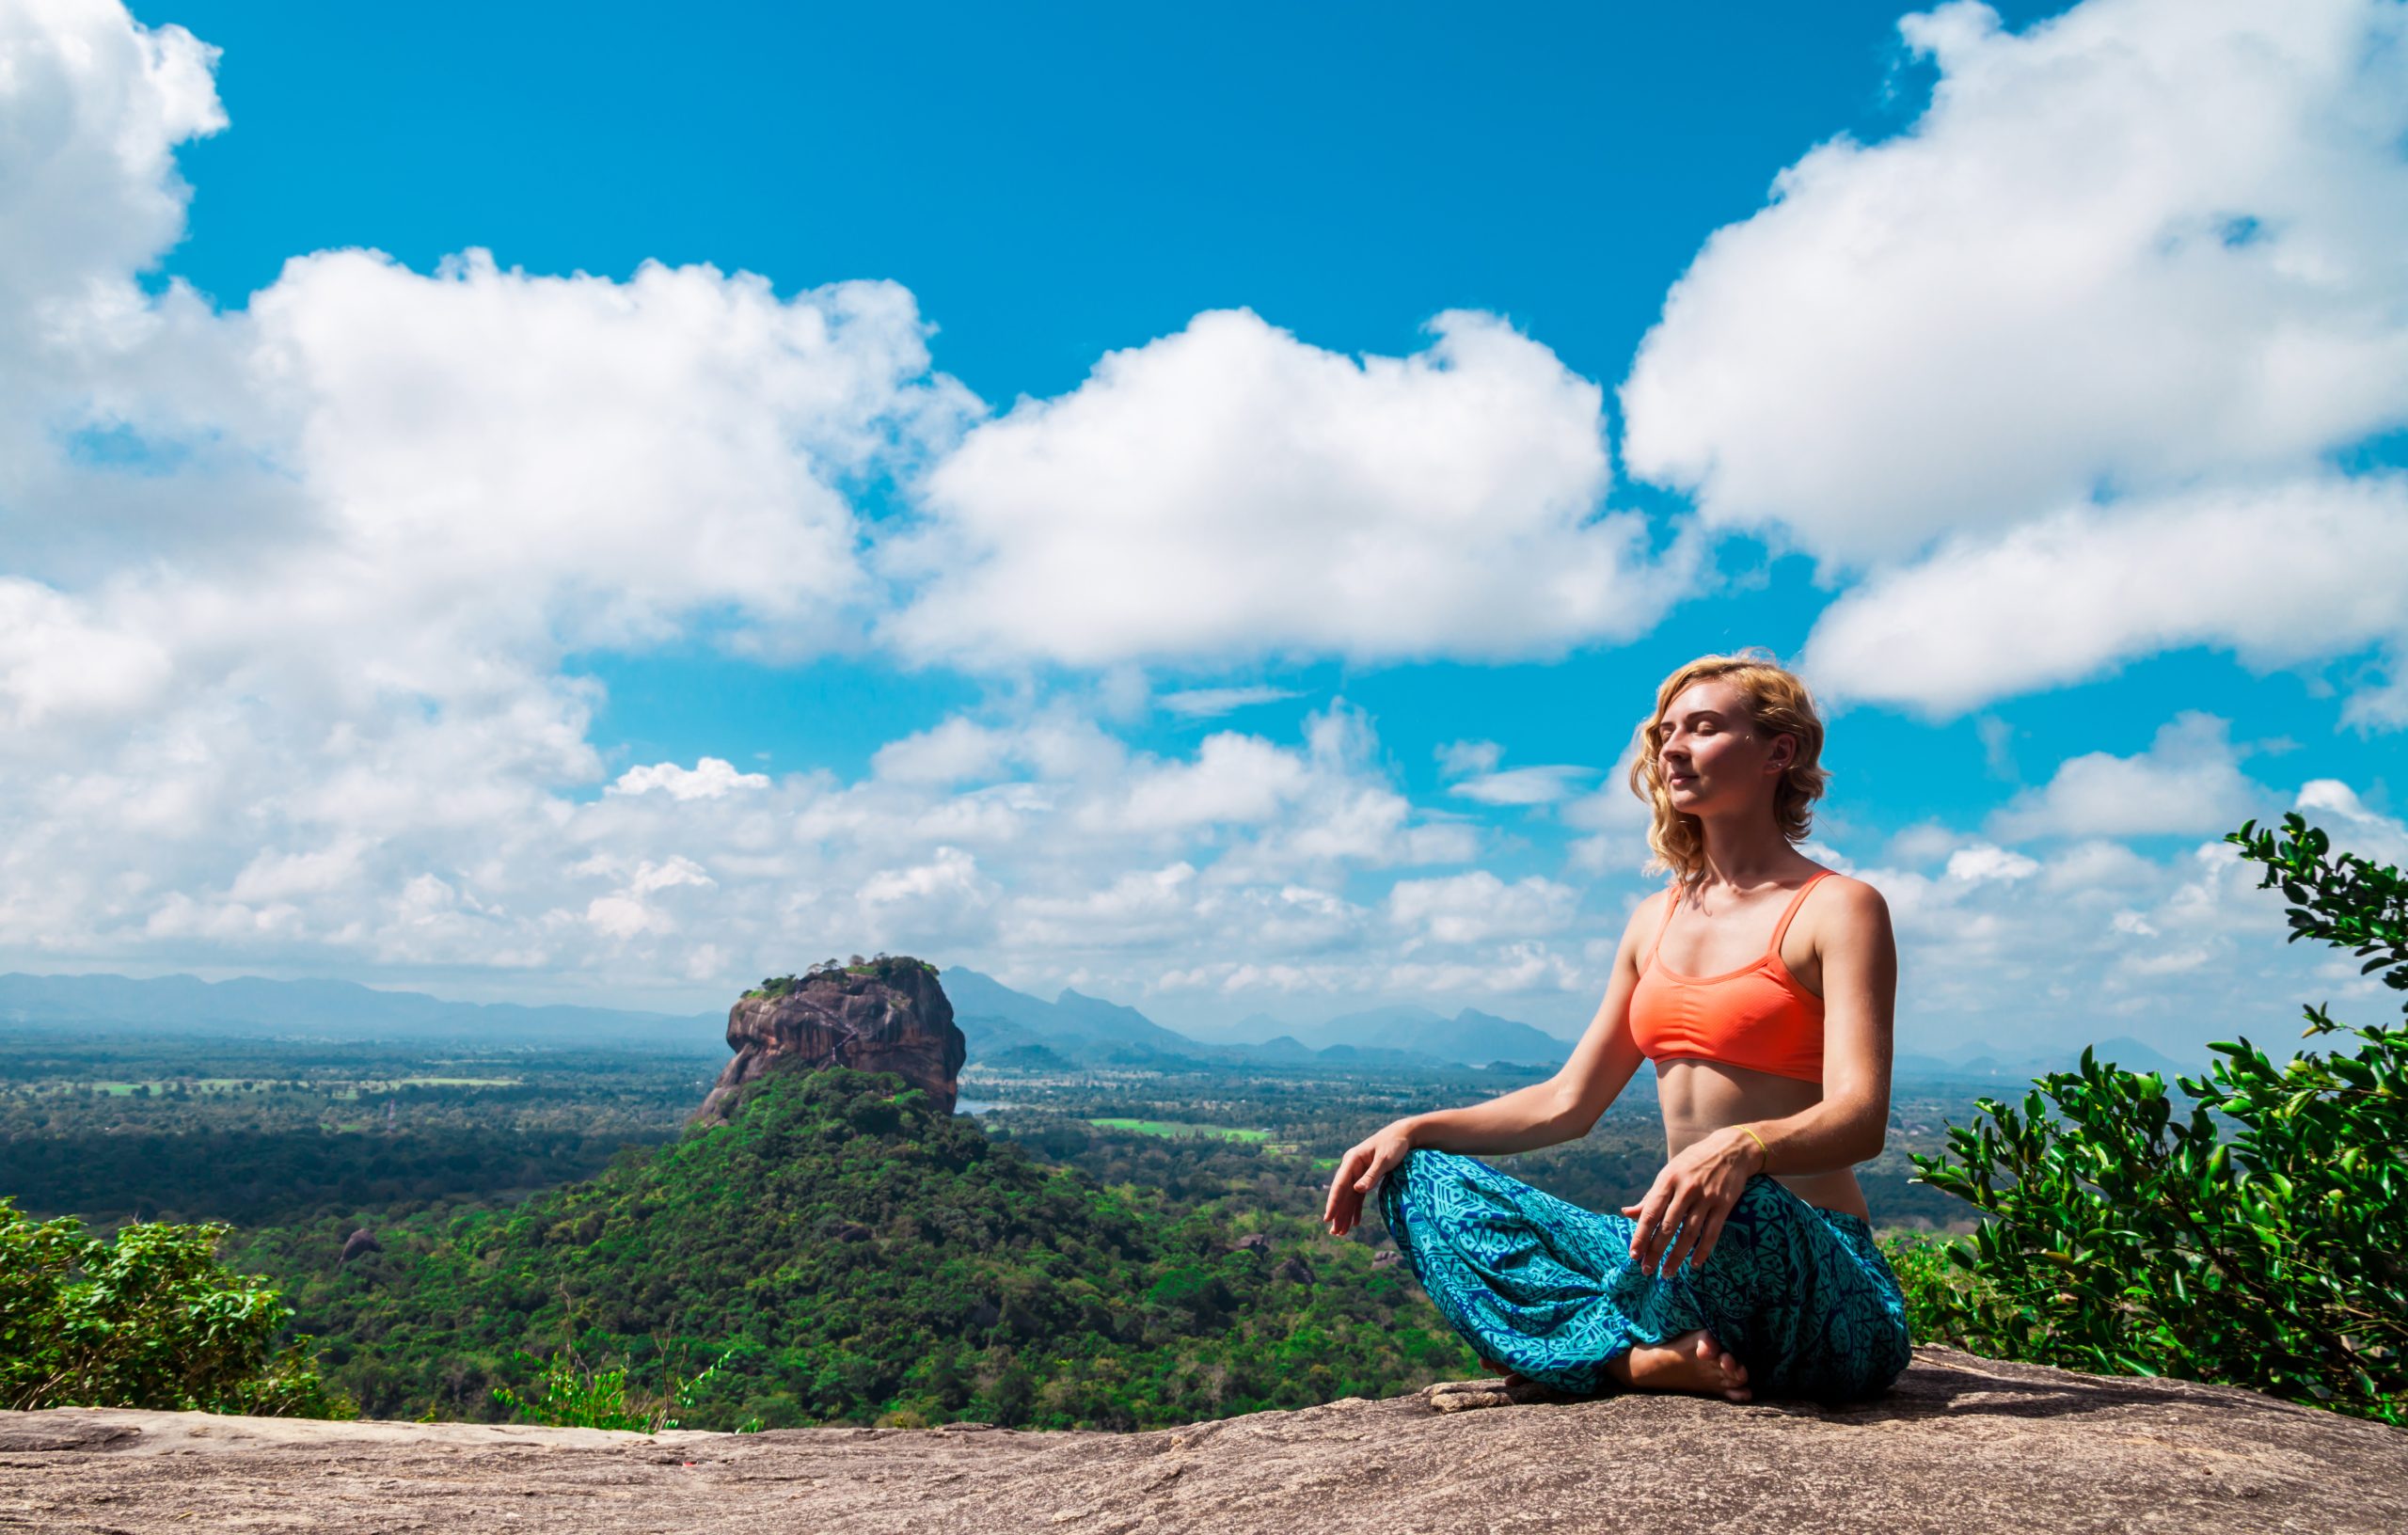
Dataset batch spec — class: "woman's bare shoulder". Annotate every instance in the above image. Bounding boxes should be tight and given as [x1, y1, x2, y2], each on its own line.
[1806, 870, 1893, 940]
[1608, 885, 1673, 964]
[1812, 869, 1889, 909]
[1629, 883, 1675, 926]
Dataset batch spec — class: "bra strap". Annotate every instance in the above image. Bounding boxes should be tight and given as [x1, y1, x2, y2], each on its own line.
[1767, 870, 1832, 957]
[1648, 881, 1682, 960]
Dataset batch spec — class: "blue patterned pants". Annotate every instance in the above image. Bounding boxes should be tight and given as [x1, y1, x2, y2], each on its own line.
[1379, 1147, 1912, 1403]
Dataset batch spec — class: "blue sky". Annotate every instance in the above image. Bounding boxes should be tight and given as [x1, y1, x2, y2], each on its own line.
[6, 0, 2405, 1060]
[156, 2, 2025, 394]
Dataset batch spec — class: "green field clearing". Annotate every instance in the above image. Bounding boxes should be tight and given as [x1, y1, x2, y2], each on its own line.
[56, 1080, 252, 1096]
[323, 1079, 524, 1100]
[1085, 1117, 1271, 1143]
[31, 1075, 520, 1097]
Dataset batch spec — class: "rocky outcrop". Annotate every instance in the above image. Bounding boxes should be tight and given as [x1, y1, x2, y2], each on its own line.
[3, 1348, 2401, 1532]
[695, 957, 966, 1121]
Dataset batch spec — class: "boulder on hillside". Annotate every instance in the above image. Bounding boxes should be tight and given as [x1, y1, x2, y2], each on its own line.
[695, 957, 966, 1122]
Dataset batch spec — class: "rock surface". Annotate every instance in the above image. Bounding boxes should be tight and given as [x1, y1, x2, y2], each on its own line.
[695, 957, 965, 1121]
[4, 1347, 2400, 1533]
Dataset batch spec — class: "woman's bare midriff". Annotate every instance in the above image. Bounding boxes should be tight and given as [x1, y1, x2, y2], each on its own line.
[1654, 1057, 1871, 1222]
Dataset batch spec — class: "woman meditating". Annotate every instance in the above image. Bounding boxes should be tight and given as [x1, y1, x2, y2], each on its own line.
[1322, 649, 1911, 1405]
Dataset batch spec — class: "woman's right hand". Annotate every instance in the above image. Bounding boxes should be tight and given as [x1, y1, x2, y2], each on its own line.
[1323, 1119, 1417, 1238]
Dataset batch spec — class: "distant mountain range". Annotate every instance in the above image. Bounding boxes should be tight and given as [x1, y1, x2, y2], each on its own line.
[1217, 1002, 1575, 1068]
[0, 967, 2210, 1082]
[1893, 1035, 2207, 1082]
[941, 968, 1538, 1073]
[942, 969, 1209, 1061]
[0, 971, 721, 1053]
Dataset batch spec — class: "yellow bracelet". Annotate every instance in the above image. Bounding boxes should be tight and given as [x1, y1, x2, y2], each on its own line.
[1738, 1124, 1771, 1172]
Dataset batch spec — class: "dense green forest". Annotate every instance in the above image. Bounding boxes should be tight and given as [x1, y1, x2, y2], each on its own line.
[0, 1037, 713, 1230]
[227, 1066, 1479, 1430]
[0, 1127, 655, 1231]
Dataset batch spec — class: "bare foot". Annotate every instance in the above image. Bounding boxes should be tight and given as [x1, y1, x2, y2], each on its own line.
[1605, 1329, 1752, 1402]
[1475, 1353, 1530, 1387]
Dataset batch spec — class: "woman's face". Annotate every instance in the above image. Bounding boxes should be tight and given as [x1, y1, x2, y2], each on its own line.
[1654, 679, 1788, 811]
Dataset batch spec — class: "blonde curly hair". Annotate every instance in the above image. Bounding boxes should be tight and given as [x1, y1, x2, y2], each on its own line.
[1624, 647, 1830, 890]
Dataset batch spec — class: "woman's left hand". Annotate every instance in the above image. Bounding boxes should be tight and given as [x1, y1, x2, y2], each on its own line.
[1622, 1128, 1762, 1279]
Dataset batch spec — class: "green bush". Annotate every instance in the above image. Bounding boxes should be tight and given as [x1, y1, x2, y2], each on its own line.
[1894, 812, 2404, 1424]
[0, 1196, 353, 1417]
[745, 954, 939, 999]
[492, 1340, 735, 1432]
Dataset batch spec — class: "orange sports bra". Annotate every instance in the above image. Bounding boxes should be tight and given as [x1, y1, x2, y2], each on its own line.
[1627, 870, 1831, 1084]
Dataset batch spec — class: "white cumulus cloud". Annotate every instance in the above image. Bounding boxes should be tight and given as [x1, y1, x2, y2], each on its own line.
[1625, 0, 2408, 726]
[1436, 739, 1504, 777]
[1944, 844, 2040, 882]
[611, 759, 772, 800]
[0, 3, 974, 993]
[1988, 711, 2276, 841]
[611, 760, 770, 808]
[2292, 778, 2408, 867]
[1386, 871, 1580, 946]
[0, 0, 222, 321]
[1622, 0, 2408, 562]
[1157, 686, 1301, 719]
[1447, 766, 1595, 807]
[1798, 475, 2408, 720]
[881, 307, 1699, 667]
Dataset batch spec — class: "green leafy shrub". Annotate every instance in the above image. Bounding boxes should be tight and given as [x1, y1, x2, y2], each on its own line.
[493, 1339, 732, 1432]
[0, 1196, 353, 1416]
[744, 953, 939, 999]
[1895, 812, 2404, 1424]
